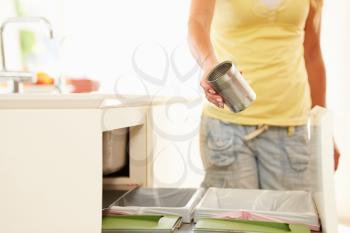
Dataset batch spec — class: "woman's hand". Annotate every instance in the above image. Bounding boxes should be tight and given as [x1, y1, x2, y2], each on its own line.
[200, 67, 225, 108]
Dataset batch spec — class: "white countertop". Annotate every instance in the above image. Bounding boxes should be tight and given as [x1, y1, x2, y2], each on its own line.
[0, 93, 200, 109]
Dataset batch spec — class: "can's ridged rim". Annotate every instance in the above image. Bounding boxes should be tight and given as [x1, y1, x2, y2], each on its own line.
[207, 61, 232, 83]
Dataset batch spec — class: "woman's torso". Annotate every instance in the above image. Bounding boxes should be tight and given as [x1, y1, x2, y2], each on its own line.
[204, 0, 312, 126]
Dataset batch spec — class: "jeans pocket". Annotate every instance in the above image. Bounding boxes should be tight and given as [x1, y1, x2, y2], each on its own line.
[203, 117, 237, 167]
[284, 127, 311, 172]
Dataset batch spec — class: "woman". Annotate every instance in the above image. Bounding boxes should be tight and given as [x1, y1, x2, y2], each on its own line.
[188, 0, 340, 190]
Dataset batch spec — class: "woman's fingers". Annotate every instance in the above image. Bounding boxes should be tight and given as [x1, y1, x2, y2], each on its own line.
[201, 80, 224, 108]
[200, 75, 224, 108]
[200, 79, 216, 94]
[206, 93, 224, 108]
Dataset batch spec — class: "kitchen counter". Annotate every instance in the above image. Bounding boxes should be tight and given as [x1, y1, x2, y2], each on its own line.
[0, 93, 197, 109]
[0, 94, 202, 233]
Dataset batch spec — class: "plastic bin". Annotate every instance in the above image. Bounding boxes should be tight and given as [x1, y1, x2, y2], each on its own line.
[194, 188, 319, 230]
[105, 187, 205, 223]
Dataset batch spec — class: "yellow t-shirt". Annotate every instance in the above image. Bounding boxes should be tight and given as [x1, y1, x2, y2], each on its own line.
[204, 0, 313, 126]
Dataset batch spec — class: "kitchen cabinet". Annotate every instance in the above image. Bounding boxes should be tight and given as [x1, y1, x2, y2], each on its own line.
[0, 94, 187, 233]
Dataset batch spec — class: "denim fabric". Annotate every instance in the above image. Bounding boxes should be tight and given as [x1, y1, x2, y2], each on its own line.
[199, 115, 311, 191]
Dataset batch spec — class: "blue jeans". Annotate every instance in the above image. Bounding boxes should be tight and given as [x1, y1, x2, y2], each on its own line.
[199, 115, 312, 190]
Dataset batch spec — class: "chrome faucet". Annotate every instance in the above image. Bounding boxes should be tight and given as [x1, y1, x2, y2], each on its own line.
[0, 17, 54, 93]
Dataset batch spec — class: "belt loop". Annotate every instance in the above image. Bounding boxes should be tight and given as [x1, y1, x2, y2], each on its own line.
[244, 124, 269, 141]
[288, 126, 295, 137]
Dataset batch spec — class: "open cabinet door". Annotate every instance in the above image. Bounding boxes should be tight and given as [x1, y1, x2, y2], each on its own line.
[310, 106, 338, 233]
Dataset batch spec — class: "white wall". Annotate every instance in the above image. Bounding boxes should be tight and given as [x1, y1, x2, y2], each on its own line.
[322, 0, 350, 224]
[0, 0, 17, 70]
[60, 0, 200, 97]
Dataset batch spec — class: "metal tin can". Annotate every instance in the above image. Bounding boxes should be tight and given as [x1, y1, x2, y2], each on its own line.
[207, 61, 256, 113]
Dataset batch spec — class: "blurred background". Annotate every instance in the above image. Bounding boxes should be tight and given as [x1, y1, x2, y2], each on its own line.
[0, 0, 349, 227]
